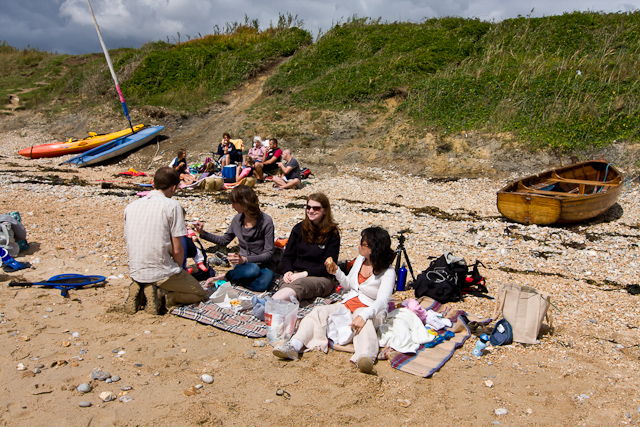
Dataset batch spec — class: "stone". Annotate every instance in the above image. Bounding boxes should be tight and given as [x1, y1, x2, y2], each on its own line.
[495, 408, 508, 416]
[201, 374, 214, 384]
[398, 399, 411, 408]
[78, 401, 92, 408]
[111, 375, 120, 382]
[90, 369, 110, 381]
[99, 391, 116, 402]
[77, 383, 91, 393]
[16, 363, 27, 371]
[183, 386, 199, 396]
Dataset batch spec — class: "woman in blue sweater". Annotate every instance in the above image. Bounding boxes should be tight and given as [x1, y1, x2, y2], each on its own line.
[271, 193, 340, 302]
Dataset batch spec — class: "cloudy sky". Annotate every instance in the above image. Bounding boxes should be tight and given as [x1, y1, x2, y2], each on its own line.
[1, 0, 639, 55]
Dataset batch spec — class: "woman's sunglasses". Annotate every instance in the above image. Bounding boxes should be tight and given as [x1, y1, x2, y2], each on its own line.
[306, 205, 323, 212]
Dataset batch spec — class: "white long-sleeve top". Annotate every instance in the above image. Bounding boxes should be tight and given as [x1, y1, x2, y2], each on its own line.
[334, 255, 396, 322]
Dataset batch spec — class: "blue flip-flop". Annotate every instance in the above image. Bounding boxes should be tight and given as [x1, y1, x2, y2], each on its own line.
[0, 247, 29, 272]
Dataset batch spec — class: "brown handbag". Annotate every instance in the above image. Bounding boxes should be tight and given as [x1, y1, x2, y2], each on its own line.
[492, 283, 552, 344]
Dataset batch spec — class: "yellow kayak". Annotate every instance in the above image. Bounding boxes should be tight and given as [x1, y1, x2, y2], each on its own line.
[19, 124, 145, 158]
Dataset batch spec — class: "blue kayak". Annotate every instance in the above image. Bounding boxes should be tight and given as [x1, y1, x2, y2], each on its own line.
[61, 126, 164, 167]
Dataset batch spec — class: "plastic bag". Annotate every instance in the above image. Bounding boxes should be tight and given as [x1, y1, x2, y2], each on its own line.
[265, 297, 299, 347]
[0, 212, 28, 256]
[0, 222, 19, 257]
[209, 282, 252, 313]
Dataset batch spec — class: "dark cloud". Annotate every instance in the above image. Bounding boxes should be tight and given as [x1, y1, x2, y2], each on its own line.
[0, 0, 638, 54]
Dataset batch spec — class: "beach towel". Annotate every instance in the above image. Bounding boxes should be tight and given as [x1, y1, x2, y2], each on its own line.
[171, 284, 342, 338]
[119, 168, 147, 176]
[331, 297, 490, 377]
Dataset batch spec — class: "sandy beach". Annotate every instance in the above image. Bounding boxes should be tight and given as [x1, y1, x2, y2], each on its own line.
[1, 126, 639, 427]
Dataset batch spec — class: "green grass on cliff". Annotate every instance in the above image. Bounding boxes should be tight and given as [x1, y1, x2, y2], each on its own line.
[1, 11, 639, 150]
[0, 19, 311, 113]
[263, 12, 640, 150]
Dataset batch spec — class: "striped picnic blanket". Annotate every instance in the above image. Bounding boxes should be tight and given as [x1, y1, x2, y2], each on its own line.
[171, 285, 342, 338]
[333, 297, 489, 377]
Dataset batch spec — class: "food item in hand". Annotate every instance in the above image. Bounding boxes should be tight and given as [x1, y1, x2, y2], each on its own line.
[325, 257, 337, 271]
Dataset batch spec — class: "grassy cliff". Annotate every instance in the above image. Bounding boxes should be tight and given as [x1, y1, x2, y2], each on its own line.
[262, 12, 640, 150]
[1, 11, 639, 151]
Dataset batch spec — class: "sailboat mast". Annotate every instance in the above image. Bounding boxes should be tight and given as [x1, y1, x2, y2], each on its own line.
[86, 0, 134, 133]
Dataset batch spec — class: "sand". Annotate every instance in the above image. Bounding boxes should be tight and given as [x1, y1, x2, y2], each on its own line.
[0, 127, 639, 426]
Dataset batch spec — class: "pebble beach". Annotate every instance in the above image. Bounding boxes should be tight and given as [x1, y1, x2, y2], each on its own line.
[1, 127, 639, 426]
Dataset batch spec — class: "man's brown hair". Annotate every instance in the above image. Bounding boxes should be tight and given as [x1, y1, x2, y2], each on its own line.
[153, 166, 180, 190]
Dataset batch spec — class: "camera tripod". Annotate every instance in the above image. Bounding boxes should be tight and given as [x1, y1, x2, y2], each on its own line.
[394, 231, 416, 284]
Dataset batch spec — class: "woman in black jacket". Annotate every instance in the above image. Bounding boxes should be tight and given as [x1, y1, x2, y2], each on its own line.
[272, 192, 340, 302]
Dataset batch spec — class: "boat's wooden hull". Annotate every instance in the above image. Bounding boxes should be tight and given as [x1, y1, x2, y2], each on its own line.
[497, 161, 623, 225]
[18, 124, 145, 158]
[62, 126, 164, 167]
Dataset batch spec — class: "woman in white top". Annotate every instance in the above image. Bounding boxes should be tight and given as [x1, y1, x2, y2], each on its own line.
[273, 226, 396, 374]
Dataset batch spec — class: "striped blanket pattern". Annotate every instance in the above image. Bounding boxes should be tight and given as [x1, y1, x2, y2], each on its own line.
[171, 285, 342, 338]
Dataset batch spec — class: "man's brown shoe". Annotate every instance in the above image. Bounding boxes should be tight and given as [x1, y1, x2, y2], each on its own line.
[143, 284, 160, 315]
[124, 282, 142, 314]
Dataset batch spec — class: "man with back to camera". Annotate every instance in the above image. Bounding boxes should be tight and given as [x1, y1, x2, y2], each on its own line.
[271, 149, 301, 189]
[123, 166, 206, 314]
[254, 138, 282, 180]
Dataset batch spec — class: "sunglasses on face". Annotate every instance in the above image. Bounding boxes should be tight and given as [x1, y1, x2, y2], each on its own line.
[306, 205, 323, 212]
[360, 240, 369, 247]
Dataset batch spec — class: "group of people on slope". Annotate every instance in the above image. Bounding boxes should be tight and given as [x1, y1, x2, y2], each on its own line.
[211, 133, 303, 189]
[124, 166, 397, 374]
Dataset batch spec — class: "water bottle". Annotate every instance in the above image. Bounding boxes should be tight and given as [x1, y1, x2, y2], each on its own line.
[396, 265, 408, 292]
[472, 334, 489, 357]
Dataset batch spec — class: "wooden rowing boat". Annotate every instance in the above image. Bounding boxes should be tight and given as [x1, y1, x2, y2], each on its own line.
[496, 160, 624, 225]
[18, 124, 145, 159]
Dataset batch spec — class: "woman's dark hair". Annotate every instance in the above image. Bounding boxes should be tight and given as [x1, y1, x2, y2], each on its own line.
[361, 227, 395, 274]
[153, 166, 180, 190]
[229, 185, 261, 218]
[301, 192, 339, 244]
[176, 149, 186, 159]
[222, 132, 231, 139]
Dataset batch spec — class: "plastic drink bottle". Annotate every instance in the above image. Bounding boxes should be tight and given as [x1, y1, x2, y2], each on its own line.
[396, 265, 408, 291]
[472, 334, 489, 357]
